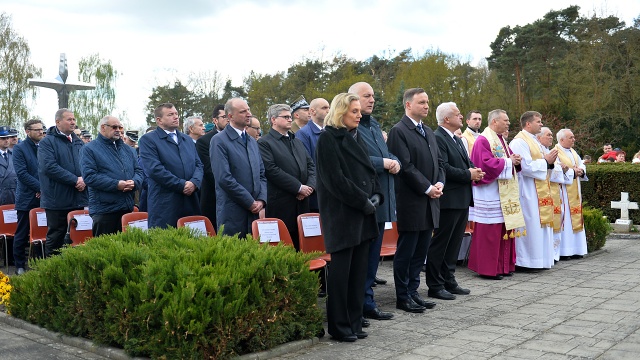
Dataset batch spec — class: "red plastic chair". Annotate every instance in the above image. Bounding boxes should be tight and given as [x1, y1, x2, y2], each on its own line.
[296, 213, 331, 262]
[177, 215, 216, 237]
[121, 212, 148, 232]
[66, 209, 93, 246]
[0, 204, 18, 271]
[28, 207, 48, 259]
[380, 221, 398, 259]
[252, 217, 326, 272]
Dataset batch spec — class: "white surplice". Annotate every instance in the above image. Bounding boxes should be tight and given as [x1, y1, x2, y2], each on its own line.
[509, 132, 555, 268]
[558, 147, 588, 256]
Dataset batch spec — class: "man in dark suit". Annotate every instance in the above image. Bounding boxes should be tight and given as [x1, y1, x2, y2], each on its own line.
[257, 104, 316, 249]
[139, 103, 203, 229]
[211, 98, 267, 238]
[12, 119, 45, 274]
[196, 104, 225, 231]
[387, 88, 444, 313]
[428, 102, 485, 300]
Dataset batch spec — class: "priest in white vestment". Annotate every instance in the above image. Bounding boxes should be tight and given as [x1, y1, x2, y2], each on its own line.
[537, 127, 572, 261]
[509, 112, 558, 269]
[554, 129, 588, 258]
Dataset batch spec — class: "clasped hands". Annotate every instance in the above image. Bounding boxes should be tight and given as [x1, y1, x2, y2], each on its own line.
[296, 185, 314, 200]
[469, 167, 485, 181]
[427, 182, 443, 199]
[510, 153, 522, 166]
[383, 158, 401, 174]
[117, 179, 136, 192]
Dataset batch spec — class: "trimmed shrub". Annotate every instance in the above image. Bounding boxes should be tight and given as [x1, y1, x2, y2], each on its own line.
[582, 163, 640, 224]
[583, 206, 611, 252]
[7, 228, 323, 359]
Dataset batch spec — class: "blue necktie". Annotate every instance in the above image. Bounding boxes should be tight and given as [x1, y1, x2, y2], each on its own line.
[2, 152, 6, 162]
[170, 132, 178, 144]
[241, 132, 247, 144]
[417, 123, 426, 137]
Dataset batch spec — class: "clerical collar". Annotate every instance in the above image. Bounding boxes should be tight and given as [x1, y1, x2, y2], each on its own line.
[467, 127, 479, 133]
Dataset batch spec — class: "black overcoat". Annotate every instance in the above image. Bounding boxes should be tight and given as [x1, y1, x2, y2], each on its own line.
[316, 126, 381, 254]
[387, 115, 444, 231]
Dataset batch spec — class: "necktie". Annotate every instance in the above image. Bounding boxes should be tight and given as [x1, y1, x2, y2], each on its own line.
[67, 135, 72, 142]
[454, 136, 465, 152]
[170, 132, 178, 144]
[241, 132, 247, 144]
[417, 123, 426, 137]
[2, 152, 6, 162]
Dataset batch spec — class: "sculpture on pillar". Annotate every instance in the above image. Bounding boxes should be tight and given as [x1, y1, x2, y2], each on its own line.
[28, 53, 95, 109]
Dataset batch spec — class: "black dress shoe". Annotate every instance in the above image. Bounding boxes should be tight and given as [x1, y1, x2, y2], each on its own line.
[362, 317, 370, 328]
[502, 272, 514, 277]
[411, 294, 437, 308]
[480, 274, 503, 280]
[363, 307, 394, 320]
[428, 289, 456, 300]
[374, 276, 387, 285]
[559, 256, 572, 261]
[355, 331, 368, 339]
[446, 286, 470, 295]
[515, 266, 541, 273]
[396, 298, 426, 313]
[331, 334, 357, 342]
[571, 255, 584, 259]
[316, 328, 325, 338]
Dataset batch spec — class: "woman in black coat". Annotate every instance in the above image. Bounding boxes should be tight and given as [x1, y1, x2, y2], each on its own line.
[316, 93, 382, 342]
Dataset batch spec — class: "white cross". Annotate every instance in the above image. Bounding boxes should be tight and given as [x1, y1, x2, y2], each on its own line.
[611, 192, 639, 220]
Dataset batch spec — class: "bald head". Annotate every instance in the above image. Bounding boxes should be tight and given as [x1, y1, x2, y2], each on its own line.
[309, 98, 330, 126]
[349, 82, 375, 115]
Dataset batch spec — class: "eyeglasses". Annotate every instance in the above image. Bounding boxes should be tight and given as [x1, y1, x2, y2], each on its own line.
[216, 115, 227, 119]
[105, 124, 124, 130]
[28, 128, 44, 132]
[277, 115, 292, 120]
[248, 126, 261, 130]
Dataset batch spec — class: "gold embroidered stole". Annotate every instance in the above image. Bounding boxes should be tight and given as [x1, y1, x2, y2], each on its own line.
[481, 127, 525, 231]
[554, 145, 584, 232]
[462, 128, 476, 154]
[513, 131, 554, 228]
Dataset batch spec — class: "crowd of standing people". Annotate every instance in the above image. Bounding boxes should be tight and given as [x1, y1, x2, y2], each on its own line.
[2, 81, 590, 343]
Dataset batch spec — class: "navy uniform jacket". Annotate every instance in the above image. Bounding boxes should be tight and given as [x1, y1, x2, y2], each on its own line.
[0, 149, 17, 205]
[139, 127, 203, 229]
[210, 125, 266, 237]
[13, 137, 40, 211]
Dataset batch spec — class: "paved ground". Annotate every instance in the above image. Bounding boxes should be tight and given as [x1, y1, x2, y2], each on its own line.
[1, 237, 639, 359]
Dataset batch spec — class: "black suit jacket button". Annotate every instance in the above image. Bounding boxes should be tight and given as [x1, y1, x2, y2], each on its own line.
[362, 181, 367, 186]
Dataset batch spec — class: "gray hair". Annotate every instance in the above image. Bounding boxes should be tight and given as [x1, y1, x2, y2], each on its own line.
[556, 128, 572, 143]
[435, 102, 457, 125]
[488, 109, 507, 124]
[183, 116, 203, 134]
[267, 104, 291, 124]
[98, 115, 117, 127]
[537, 126, 551, 138]
[55, 108, 72, 122]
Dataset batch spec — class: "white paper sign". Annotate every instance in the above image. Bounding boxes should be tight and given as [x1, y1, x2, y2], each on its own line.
[74, 214, 93, 231]
[36, 211, 47, 227]
[185, 220, 207, 236]
[257, 221, 280, 243]
[301, 216, 321, 237]
[2, 209, 17, 224]
[384, 222, 393, 230]
[128, 219, 148, 231]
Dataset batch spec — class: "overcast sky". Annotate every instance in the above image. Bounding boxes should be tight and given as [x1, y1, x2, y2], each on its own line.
[2, 0, 639, 129]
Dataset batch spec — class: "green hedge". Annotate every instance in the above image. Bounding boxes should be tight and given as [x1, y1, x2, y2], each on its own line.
[582, 163, 640, 224]
[7, 228, 323, 359]
[583, 206, 611, 252]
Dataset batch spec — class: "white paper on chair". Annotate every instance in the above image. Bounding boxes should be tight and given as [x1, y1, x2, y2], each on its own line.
[301, 216, 321, 237]
[384, 222, 393, 230]
[36, 211, 47, 227]
[257, 221, 280, 243]
[74, 214, 93, 231]
[2, 209, 17, 224]
[128, 219, 148, 231]
[185, 220, 207, 236]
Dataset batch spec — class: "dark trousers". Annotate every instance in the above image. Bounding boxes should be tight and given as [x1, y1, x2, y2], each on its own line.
[45, 209, 80, 257]
[92, 210, 129, 237]
[363, 222, 385, 311]
[394, 229, 432, 301]
[326, 240, 369, 339]
[12, 210, 31, 269]
[426, 209, 468, 291]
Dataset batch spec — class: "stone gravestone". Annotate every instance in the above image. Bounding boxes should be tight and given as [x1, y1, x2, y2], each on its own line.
[610, 192, 639, 232]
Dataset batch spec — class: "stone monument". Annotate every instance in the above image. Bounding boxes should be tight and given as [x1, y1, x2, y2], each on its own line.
[610, 192, 638, 232]
[28, 53, 95, 109]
